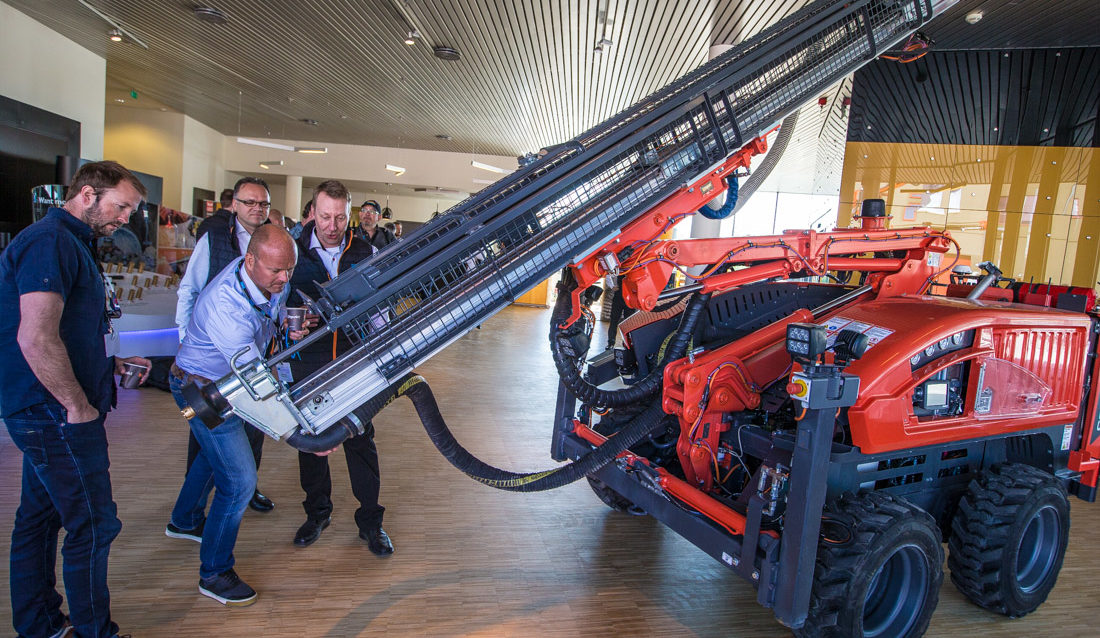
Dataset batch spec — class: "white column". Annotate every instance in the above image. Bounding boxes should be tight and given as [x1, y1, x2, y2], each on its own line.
[690, 44, 736, 243]
[285, 175, 303, 221]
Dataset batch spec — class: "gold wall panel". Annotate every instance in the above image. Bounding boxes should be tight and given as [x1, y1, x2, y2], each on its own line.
[840, 142, 1098, 288]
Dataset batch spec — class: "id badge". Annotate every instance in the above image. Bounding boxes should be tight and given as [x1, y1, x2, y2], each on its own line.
[104, 329, 121, 357]
[275, 361, 294, 383]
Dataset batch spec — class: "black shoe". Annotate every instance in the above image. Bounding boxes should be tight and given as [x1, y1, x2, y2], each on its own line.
[166, 519, 204, 543]
[199, 568, 257, 607]
[48, 619, 72, 638]
[248, 489, 274, 512]
[359, 526, 394, 556]
[293, 517, 331, 547]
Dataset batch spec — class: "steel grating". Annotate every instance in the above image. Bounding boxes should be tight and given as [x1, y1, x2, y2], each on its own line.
[281, 0, 954, 428]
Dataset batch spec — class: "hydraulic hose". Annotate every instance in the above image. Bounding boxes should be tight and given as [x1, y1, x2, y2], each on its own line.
[285, 373, 412, 453]
[731, 111, 798, 215]
[402, 375, 666, 492]
[287, 372, 669, 492]
[550, 280, 710, 410]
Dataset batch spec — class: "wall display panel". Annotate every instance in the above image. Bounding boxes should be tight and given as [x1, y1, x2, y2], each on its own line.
[839, 142, 1098, 288]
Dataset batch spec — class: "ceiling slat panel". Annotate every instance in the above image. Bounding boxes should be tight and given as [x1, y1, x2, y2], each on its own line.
[3, 0, 1093, 185]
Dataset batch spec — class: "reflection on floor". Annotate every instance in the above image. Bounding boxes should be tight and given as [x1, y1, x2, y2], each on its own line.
[2, 306, 1098, 637]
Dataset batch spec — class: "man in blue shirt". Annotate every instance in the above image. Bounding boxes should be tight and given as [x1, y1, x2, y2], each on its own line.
[0, 160, 151, 638]
[177, 177, 276, 514]
[166, 224, 307, 606]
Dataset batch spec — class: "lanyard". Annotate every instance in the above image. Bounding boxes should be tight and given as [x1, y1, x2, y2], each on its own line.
[317, 235, 353, 360]
[79, 236, 122, 332]
[234, 261, 286, 355]
[234, 261, 283, 324]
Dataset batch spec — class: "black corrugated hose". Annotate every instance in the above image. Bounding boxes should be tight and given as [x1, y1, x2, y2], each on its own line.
[286, 277, 708, 490]
[549, 277, 711, 410]
[288, 371, 669, 492]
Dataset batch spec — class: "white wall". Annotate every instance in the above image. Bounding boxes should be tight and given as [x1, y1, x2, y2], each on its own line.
[105, 106, 227, 215]
[181, 116, 228, 215]
[280, 184, 463, 223]
[0, 2, 106, 159]
[104, 106, 185, 208]
[224, 137, 517, 195]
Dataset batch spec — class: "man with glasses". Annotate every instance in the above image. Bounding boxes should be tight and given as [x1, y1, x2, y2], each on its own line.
[173, 177, 276, 520]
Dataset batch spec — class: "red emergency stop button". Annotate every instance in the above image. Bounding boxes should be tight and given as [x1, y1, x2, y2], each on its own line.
[787, 379, 808, 398]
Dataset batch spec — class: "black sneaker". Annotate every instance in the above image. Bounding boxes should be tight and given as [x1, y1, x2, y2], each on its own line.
[165, 519, 204, 543]
[198, 568, 257, 607]
[48, 620, 72, 638]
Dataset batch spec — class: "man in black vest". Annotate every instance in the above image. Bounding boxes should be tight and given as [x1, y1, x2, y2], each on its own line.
[290, 180, 394, 556]
[357, 200, 396, 250]
[173, 177, 275, 515]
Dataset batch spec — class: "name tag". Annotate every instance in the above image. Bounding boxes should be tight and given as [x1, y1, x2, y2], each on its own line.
[275, 361, 294, 383]
[104, 330, 121, 357]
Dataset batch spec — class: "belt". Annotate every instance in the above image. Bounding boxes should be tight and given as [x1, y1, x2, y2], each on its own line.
[170, 363, 212, 386]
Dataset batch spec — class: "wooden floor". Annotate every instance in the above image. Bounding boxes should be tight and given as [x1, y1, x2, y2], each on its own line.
[2, 306, 1099, 637]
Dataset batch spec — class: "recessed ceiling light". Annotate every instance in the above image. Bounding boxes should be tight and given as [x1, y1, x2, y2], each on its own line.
[237, 137, 295, 151]
[386, 164, 406, 176]
[295, 147, 327, 154]
[965, 10, 984, 24]
[108, 28, 123, 42]
[433, 45, 461, 61]
[115, 98, 125, 103]
[471, 160, 511, 174]
[258, 160, 284, 169]
[193, 6, 229, 25]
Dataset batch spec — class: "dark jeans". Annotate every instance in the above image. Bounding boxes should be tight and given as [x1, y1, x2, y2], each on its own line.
[298, 420, 384, 532]
[169, 376, 256, 580]
[4, 404, 122, 638]
[186, 419, 264, 476]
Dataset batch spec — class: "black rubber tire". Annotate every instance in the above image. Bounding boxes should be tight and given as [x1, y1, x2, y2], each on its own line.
[795, 492, 944, 638]
[948, 463, 1070, 618]
[586, 476, 647, 516]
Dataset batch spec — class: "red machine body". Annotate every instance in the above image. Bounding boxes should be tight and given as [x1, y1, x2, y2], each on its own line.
[569, 209, 1100, 510]
[555, 142, 1100, 638]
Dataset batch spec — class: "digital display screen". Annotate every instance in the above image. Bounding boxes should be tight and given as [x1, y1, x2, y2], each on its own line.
[923, 381, 949, 410]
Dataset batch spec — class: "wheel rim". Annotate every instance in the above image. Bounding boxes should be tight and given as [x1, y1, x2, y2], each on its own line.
[863, 544, 929, 637]
[1016, 504, 1061, 594]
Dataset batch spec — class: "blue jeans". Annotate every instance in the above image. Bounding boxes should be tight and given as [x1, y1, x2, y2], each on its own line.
[4, 403, 122, 638]
[169, 375, 256, 580]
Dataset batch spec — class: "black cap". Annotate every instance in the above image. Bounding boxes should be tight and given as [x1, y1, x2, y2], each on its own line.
[360, 200, 380, 212]
[860, 198, 886, 218]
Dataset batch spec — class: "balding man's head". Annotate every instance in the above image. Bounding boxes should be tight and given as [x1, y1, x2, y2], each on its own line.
[244, 225, 296, 297]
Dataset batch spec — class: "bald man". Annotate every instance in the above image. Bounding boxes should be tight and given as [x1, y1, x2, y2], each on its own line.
[166, 225, 307, 607]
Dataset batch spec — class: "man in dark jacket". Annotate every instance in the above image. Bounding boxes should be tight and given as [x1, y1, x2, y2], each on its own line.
[289, 180, 394, 556]
[357, 200, 396, 250]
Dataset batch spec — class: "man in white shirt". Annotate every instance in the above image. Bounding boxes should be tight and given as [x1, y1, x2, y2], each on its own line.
[286, 181, 394, 556]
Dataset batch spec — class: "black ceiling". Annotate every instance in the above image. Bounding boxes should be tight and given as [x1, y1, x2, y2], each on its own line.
[923, 0, 1100, 51]
[848, 47, 1100, 147]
